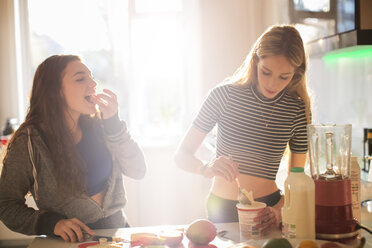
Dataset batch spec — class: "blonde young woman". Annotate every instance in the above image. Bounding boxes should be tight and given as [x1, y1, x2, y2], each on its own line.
[174, 25, 311, 233]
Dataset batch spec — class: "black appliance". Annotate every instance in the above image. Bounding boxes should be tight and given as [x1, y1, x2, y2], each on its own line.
[289, 0, 372, 56]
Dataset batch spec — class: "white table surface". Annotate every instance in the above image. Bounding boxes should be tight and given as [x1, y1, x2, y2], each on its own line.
[27, 221, 370, 248]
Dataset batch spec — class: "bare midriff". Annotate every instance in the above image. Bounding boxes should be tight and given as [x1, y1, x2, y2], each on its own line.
[211, 173, 278, 200]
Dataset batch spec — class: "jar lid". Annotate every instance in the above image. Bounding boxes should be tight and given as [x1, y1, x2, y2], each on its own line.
[290, 167, 304, 173]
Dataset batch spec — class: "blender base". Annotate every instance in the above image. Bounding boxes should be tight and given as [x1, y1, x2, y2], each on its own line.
[316, 231, 359, 244]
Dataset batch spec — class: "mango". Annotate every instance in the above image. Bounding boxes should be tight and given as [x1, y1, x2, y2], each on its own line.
[186, 219, 217, 245]
[159, 230, 184, 246]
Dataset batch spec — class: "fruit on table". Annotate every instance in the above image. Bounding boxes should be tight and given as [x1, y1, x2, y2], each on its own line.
[262, 238, 293, 248]
[296, 240, 319, 248]
[130, 232, 165, 246]
[186, 219, 217, 245]
[159, 230, 184, 246]
[187, 243, 217, 248]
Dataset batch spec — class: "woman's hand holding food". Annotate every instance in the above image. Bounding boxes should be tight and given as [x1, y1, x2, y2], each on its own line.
[91, 89, 118, 119]
[203, 156, 239, 182]
[54, 218, 95, 242]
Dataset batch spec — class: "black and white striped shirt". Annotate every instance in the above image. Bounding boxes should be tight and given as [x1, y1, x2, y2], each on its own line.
[193, 83, 308, 180]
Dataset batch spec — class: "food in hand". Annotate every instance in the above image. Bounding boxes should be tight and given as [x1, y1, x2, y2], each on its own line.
[262, 238, 293, 248]
[159, 230, 184, 246]
[186, 219, 217, 245]
[296, 240, 318, 248]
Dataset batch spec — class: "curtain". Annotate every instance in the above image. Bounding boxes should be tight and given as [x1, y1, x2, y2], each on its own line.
[0, 0, 31, 129]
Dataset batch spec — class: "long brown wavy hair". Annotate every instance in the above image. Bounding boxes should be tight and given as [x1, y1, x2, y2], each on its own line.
[229, 25, 311, 123]
[5, 55, 95, 196]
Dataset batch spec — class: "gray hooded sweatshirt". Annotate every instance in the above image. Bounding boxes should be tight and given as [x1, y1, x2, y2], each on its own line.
[0, 115, 146, 236]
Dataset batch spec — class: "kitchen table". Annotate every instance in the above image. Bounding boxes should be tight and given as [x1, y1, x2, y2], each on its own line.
[27, 221, 371, 248]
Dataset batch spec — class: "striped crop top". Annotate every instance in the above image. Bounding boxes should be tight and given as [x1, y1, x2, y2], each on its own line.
[193, 83, 308, 181]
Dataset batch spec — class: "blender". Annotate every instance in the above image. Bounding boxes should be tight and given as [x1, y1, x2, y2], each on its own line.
[307, 124, 358, 243]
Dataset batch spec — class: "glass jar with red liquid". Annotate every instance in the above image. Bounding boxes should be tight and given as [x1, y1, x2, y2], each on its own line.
[308, 124, 358, 244]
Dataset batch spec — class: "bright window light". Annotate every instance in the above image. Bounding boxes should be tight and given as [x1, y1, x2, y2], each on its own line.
[293, 0, 330, 12]
[28, 0, 110, 52]
[135, 0, 182, 13]
[27, 0, 186, 145]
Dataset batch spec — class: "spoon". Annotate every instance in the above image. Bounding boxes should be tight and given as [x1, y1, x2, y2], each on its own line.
[227, 154, 252, 205]
[236, 178, 252, 205]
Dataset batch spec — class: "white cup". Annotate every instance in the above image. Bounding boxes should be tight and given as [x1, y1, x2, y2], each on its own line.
[236, 202, 266, 240]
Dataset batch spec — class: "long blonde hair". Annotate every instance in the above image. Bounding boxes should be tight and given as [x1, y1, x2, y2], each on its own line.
[229, 25, 311, 123]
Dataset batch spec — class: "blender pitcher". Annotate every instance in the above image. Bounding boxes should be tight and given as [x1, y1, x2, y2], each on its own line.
[307, 124, 358, 243]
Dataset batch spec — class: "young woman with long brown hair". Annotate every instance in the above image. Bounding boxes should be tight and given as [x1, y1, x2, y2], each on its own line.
[0, 55, 146, 242]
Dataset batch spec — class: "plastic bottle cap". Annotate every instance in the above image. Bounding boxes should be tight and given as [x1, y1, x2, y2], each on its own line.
[290, 167, 304, 173]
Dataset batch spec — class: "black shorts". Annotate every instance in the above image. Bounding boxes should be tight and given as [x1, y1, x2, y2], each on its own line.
[206, 190, 282, 223]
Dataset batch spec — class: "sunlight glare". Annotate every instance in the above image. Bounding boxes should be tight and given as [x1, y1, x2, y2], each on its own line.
[28, 0, 110, 52]
[135, 0, 182, 13]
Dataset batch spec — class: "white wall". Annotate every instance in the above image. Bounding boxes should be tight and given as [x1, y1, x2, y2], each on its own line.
[198, 0, 289, 93]
[307, 55, 372, 157]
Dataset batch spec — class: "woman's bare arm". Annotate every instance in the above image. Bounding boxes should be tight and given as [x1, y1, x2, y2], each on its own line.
[174, 126, 207, 175]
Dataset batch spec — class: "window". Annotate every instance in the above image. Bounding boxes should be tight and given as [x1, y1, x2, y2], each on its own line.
[27, 0, 186, 146]
[127, 0, 185, 146]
